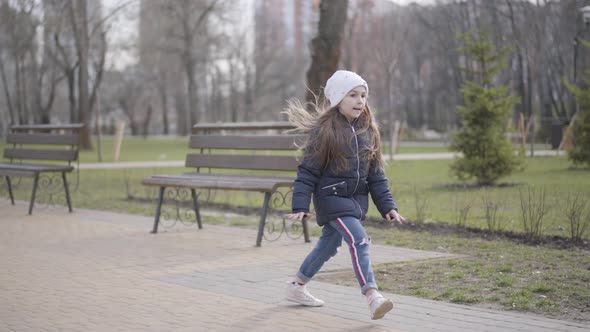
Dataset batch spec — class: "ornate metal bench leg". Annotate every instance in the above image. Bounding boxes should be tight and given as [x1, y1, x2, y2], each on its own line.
[151, 186, 165, 234]
[62, 172, 73, 212]
[256, 192, 272, 247]
[5, 176, 15, 205]
[29, 173, 40, 215]
[191, 189, 202, 229]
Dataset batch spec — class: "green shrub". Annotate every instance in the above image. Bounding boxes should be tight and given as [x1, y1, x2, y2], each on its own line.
[451, 28, 524, 185]
[564, 47, 590, 168]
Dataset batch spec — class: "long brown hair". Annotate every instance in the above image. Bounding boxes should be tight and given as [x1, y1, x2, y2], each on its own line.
[283, 98, 384, 172]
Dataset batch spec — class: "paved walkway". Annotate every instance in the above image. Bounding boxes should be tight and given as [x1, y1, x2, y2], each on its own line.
[1, 202, 587, 331]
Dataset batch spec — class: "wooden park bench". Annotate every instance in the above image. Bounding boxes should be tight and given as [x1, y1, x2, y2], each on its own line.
[0, 124, 83, 214]
[142, 121, 310, 247]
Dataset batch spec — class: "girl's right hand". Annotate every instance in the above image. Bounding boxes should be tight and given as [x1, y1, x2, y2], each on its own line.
[286, 211, 314, 221]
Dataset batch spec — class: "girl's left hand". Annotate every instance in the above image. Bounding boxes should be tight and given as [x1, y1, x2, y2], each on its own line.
[385, 209, 406, 224]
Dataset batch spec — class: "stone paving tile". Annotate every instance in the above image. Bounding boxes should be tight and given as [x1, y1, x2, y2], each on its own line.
[1, 203, 589, 331]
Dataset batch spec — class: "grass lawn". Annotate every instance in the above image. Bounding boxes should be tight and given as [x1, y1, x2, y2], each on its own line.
[0, 136, 554, 161]
[1, 137, 588, 322]
[315, 226, 590, 322]
[79, 136, 189, 162]
[386, 156, 590, 239]
[0, 136, 456, 163]
[34, 155, 586, 240]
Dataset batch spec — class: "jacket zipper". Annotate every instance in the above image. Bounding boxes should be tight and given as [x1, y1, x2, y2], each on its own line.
[351, 124, 360, 194]
[320, 181, 346, 190]
[351, 121, 362, 219]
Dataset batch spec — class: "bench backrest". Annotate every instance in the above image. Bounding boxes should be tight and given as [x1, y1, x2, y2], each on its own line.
[186, 134, 306, 172]
[192, 121, 295, 133]
[4, 124, 83, 164]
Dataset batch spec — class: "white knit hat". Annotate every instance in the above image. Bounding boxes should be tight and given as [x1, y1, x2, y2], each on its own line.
[324, 70, 369, 108]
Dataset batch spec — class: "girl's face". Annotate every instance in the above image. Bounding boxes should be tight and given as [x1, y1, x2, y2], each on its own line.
[338, 86, 367, 123]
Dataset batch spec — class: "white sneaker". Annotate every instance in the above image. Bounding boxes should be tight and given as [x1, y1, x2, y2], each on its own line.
[367, 292, 394, 320]
[286, 281, 325, 307]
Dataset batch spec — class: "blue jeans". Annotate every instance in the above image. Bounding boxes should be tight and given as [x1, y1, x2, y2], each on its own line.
[296, 216, 377, 295]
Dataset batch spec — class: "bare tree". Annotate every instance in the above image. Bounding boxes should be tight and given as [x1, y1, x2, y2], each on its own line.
[68, 0, 92, 148]
[3, 0, 586, 141]
[0, 1, 36, 125]
[43, 0, 79, 123]
[34, 16, 63, 124]
[114, 69, 144, 136]
[43, 0, 128, 148]
[154, 65, 171, 135]
[306, 0, 348, 106]
[340, 1, 407, 129]
[152, 0, 220, 135]
[372, 12, 407, 129]
[407, 2, 469, 130]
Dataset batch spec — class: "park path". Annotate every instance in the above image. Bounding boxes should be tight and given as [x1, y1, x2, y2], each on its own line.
[0, 203, 587, 331]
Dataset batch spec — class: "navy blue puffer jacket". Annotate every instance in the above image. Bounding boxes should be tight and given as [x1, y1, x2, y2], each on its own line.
[291, 114, 398, 226]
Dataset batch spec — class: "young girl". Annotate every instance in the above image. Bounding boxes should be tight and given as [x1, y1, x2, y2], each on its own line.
[284, 70, 406, 320]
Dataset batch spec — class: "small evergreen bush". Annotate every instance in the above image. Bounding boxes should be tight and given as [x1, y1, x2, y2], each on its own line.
[565, 38, 590, 168]
[451, 28, 524, 186]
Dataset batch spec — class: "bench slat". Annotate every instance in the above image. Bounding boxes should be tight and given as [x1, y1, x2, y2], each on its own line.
[7, 133, 79, 145]
[185, 154, 299, 171]
[192, 121, 295, 132]
[189, 134, 305, 150]
[0, 163, 74, 172]
[4, 148, 78, 162]
[156, 173, 294, 184]
[179, 172, 295, 182]
[0, 168, 36, 177]
[10, 123, 85, 131]
[143, 175, 293, 192]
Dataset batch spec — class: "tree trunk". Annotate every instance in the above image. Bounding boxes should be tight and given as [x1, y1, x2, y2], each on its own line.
[507, 0, 524, 120]
[175, 92, 188, 136]
[14, 56, 25, 124]
[142, 105, 153, 138]
[159, 85, 169, 135]
[184, 43, 197, 130]
[305, 0, 349, 107]
[33, 49, 59, 125]
[89, 30, 107, 123]
[414, 54, 424, 128]
[244, 68, 253, 121]
[67, 70, 77, 123]
[71, 0, 92, 149]
[0, 57, 15, 125]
